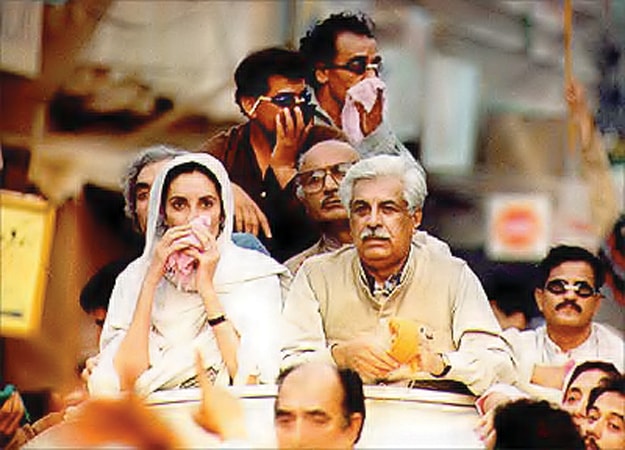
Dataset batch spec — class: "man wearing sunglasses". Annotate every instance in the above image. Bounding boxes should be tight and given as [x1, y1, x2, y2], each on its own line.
[285, 138, 449, 275]
[299, 12, 418, 163]
[200, 47, 344, 261]
[503, 245, 623, 396]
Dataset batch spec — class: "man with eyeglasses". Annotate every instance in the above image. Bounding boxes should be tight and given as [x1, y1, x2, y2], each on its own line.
[503, 245, 623, 395]
[285, 138, 449, 275]
[299, 11, 418, 163]
[199, 47, 344, 261]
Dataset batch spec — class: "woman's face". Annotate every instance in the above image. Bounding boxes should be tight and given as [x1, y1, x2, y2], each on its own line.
[164, 170, 222, 236]
[562, 369, 610, 427]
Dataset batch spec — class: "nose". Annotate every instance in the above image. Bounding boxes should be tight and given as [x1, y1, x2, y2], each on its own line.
[323, 172, 339, 192]
[368, 205, 382, 226]
[586, 418, 603, 439]
[364, 66, 377, 78]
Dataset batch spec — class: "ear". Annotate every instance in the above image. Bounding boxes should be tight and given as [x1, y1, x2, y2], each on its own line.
[315, 66, 329, 85]
[346, 413, 363, 443]
[240, 96, 256, 118]
[534, 288, 545, 314]
[412, 209, 422, 229]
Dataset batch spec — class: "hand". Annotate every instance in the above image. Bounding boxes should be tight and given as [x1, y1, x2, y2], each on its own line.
[530, 364, 569, 390]
[0, 392, 25, 440]
[231, 184, 271, 238]
[354, 88, 383, 137]
[565, 78, 593, 147]
[332, 336, 400, 383]
[475, 408, 497, 450]
[194, 352, 246, 441]
[184, 226, 220, 296]
[271, 106, 311, 169]
[81, 355, 99, 383]
[149, 224, 196, 280]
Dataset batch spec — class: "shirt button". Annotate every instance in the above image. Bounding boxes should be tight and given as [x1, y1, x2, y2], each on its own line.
[260, 191, 267, 198]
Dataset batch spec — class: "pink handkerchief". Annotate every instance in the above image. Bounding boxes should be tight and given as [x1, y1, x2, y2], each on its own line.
[341, 77, 386, 145]
[165, 216, 211, 291]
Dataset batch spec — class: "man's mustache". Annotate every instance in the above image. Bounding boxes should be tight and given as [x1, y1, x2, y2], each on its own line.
[555, 299, 582, 313]
[321, 195, 343, 208]
[360, 227, 391, 240]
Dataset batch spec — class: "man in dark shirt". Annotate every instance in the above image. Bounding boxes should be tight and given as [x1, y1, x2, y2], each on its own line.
[199, 47, 342, 261]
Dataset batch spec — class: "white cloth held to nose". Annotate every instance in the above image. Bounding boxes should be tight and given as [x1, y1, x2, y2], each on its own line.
[341, 77, 387, 146]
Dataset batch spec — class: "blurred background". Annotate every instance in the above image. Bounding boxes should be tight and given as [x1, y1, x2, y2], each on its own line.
[1, 0, 623, 416]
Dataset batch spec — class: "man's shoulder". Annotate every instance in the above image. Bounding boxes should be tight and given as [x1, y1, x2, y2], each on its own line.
[411, 243, 469, 275]
[298, 245, 357, 275]
[284, 240, 323, 275]
[592, 322, 625, 343]
[198, 123, 248, 156]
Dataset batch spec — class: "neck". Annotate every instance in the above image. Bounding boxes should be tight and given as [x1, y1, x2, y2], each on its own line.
[249, 122, 275, 175]
[316, 87, 342, 127]
[362, 255, 408, 285]
[320, 219, 352, 245]
[546, 324, 593, 352]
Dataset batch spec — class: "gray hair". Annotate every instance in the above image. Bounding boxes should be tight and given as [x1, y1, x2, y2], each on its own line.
[121, 145, 187, 229]
[338, 155, 427, 214]
[295, 139, 358, 200]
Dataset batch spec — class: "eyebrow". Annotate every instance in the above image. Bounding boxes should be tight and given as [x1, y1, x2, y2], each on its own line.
[135, 182, 150, 191]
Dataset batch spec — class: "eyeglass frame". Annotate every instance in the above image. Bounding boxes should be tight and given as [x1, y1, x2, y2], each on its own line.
[323, 55, 383, 76]
[296, 161, 356, 194]
[543, 278, 599, 299]
[248, 89, 312, 116]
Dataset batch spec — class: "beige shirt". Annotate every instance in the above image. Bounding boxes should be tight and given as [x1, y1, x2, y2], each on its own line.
[281, 244, 516, 395]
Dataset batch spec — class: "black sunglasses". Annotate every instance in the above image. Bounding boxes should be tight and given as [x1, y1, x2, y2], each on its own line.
[325, 55, 382, 76]
[250, 89, 312, 115]
[544, 279, 597, 298]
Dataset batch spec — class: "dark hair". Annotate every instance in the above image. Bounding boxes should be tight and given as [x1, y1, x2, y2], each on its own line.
[160, 161, 224, 231]
[536, 245, 605, 290]
[484, 267, 539, 321]
[338, 368, 366, 442]
[586, 375, 625, 414]
[276, 364, 365, 443]
[494, 399, 584, 449]
[234, 47, 306, 108]
[299, 11, 375, 89]
[80, 259, 131, 314]
[564, 361, 621, 401]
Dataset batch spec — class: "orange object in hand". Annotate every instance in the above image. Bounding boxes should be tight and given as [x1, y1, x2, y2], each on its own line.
[388, 317, 424, 371]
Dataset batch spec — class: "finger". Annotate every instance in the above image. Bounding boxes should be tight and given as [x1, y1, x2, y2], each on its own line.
[6, 401, 23, 434]
[241, 206, 255, 235]
[282, 108, 294, 135]
[293, 106, 304, 132]
[195, 351, 211, 402]
[255, 206, 272, 238]
[234, 207, 245, 233]
[246, 208, 259, 236]
[275, 113, 285, 140]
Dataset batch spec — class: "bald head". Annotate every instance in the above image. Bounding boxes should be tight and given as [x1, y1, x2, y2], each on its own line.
[275, 363, 365, 449]
[295, 140, 359, 223]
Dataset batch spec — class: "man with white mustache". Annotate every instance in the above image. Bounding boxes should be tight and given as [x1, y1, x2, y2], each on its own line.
[282, 155, 515, 395]
[502, 245, 623, 396]
[285, 139, 449, 275]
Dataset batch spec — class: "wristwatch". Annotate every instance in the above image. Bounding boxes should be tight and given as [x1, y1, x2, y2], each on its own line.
[431, 353, 452, 378]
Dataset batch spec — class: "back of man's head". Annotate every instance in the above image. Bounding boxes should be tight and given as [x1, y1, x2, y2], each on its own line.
[494, 399, 584, 449]
[234, 47, 306, 107]
[536, 245, 605, 289]
[299, 12, 375, 89]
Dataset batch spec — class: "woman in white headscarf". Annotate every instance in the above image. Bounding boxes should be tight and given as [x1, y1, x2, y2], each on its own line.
[89, 152, 288, 396]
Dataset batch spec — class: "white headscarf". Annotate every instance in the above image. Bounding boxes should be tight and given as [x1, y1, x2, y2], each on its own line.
[90, 153, 288, 397]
